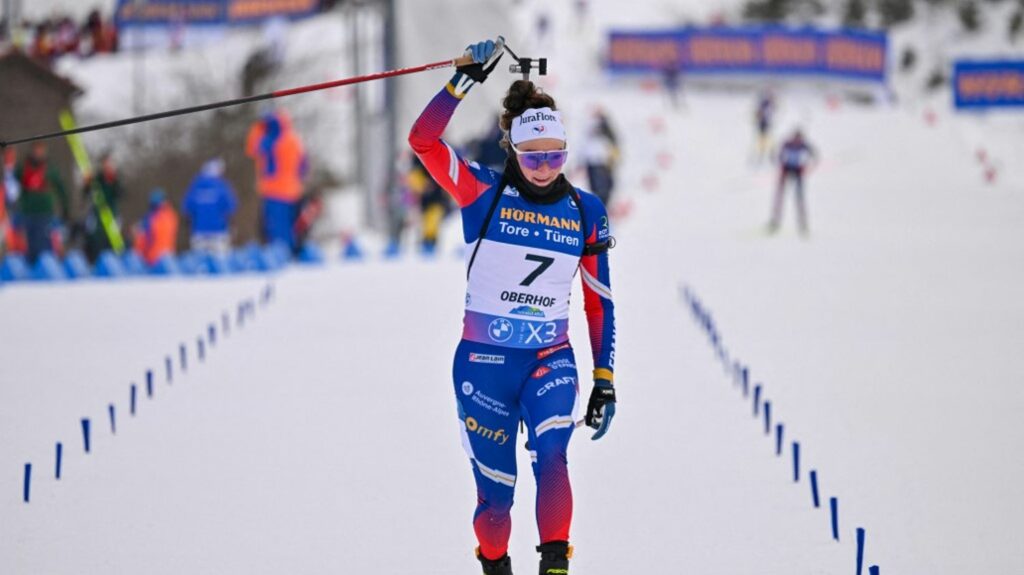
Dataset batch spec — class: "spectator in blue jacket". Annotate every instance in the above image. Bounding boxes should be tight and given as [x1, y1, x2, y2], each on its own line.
[183, 159, 237, 255]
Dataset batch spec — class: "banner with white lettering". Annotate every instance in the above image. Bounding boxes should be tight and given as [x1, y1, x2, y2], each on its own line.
[606, 27, 887, 83]
[953, 60, 1024, 110]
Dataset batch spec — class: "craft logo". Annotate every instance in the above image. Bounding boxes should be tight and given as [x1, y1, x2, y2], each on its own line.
[546, 358, 576, 371]
[462, 381, 475, 396]
[532, 366, 552, 379]
[469, 353, 506, 365]
[465, 417, 510, 445]
[538, 342, 571, 360]
[510, 305, 546, 318]
[488, 318, 514, 343]
[537, 376, 576, 397]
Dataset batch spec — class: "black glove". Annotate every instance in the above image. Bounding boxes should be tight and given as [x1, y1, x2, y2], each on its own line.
[585, 379, 616, 440]
[457, 39, 504, 83]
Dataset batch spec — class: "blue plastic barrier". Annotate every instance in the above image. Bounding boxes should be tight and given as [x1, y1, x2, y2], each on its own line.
[64, 250, 92, 279]
[122, 251, 148, 276]
[204, 252, 232, 275]
[33, 252, 67, 281]
[95, 251, 126, 278]
[150, 254, 181, 276]
[298, 243, 325, 264]
[0, 255, 31, 281]
[177, 252, 206, 276]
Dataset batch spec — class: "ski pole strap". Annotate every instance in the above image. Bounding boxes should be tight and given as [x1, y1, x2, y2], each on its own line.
[466, 171, 511, 280]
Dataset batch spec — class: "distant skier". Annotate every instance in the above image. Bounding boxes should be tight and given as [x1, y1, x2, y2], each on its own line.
[753, 89, 775, 164]
[767, 129, 818, 237]
[409, 39, 617, 575]
[183, 159, 237, 256]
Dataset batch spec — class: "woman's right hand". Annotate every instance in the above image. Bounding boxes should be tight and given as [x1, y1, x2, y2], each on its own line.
[466, 39, 498, 64]
[458, 37, 504, 83]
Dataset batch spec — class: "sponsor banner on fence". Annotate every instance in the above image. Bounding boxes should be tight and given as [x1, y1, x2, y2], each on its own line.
[115, 0, 320, 27]
[607, 27, 887, 82]
[954, 60, 1024, 110]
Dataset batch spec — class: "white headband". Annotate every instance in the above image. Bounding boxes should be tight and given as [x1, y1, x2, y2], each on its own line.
[509, 107, 567, 145]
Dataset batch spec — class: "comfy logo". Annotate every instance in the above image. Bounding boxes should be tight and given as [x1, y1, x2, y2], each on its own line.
[465, 417, 510, 445]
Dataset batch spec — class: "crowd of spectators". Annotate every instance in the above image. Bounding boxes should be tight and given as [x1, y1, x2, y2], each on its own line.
[0, 106, 320, 271]
[1, 8, 118, 66]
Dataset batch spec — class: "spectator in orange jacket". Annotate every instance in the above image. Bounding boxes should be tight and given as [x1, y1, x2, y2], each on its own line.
[245, 108, 308, 252]
[133, 189, 179, 266]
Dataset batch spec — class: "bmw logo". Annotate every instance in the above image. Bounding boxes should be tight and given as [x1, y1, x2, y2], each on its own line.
[462, 381, 474, 396]
[488, 318, 514, 343]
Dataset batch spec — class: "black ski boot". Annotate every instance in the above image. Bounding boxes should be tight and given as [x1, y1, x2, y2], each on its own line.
[476, 547, 513, 575]
[536, 541, 573, 575]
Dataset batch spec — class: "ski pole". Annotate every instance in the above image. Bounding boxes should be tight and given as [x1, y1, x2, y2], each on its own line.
[0, 50, 488, 149]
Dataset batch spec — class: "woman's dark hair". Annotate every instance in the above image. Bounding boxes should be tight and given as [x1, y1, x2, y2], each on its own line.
[499, 80, 557, 150]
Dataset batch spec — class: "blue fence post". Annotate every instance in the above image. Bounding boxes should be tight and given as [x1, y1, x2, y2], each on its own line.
[856, 527, 865, 575]
[55, 443, 63, 480]
[108, 404, 116, 435]
[753, 385, 762, 416]
[130, 384, 137, 415]
[222, 312, 230, 336]
[792, 441, 800, 482]
[830, 497, 840, 541]
[742, 367, 749, 396]
[810, 469, 820, 508]
[764, 401, 772, 435]
[179, 344, 187, 372]
[197, 337, 205, 362]
[869, 566, 879, 575]
[81, 418, 91, 453]
[23, 463, 31, 503]
[146, 369, 154, 398]
[208, 323, 217, 347]
[775, 424, 784, 455]
[165, 356, 173, 384]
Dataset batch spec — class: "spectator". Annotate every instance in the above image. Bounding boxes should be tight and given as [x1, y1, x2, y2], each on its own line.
[2, 148, 22, 256]
[245, 108, 307, 252]
[182, 159, 237, 256]
[134, 189, 179, 266]
[582, 107, 620, 206]
[82, 9, 118, 55]
[81, 152, 125, 261]
[14, 142, 67, 264]
[468, 115, 506, 172]
[405, 155, 451, 254]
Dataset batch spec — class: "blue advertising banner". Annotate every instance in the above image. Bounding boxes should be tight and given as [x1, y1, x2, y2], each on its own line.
[954, 60, 1024, 109]
[115, 0, 320, 27]
[607, 27, 887, 83]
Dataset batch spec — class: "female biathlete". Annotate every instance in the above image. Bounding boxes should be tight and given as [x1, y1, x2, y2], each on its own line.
[408, 40, 617, 575]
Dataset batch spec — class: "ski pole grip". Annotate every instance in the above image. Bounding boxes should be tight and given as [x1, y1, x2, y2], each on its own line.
[453, 36, 506, 68]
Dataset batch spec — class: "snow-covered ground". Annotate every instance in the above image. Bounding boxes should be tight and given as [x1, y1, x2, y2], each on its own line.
[4, 1, 1024, 574]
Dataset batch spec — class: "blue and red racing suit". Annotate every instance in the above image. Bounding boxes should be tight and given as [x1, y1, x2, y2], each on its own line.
[409, 76, 616, 560]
